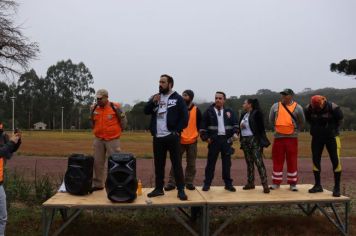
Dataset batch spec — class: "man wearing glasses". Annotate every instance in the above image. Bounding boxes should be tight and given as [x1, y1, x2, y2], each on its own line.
[200, 91, 239, 192]
[90, 89, 127, 191]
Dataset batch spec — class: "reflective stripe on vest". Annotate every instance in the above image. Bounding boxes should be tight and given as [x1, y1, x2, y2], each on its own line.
[275, 102, 297, 135]
[93, 102, 122, 140]
[181, 106, 199, 144]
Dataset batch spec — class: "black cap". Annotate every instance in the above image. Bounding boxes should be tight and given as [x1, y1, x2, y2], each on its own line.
[280, 88, 295, 96]
[183, 89, 194, 100]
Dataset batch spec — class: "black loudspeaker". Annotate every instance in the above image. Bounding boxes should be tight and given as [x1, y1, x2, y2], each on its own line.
[105, 153, 138, 203]
[64, 154, 94, 195]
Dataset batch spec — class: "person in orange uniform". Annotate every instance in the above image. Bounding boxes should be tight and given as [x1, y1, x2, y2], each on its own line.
[0, 122, 21, 235]
[90, 89, 127, 191]
[269, 89, 305, 191]
[164, 90, 202, 191]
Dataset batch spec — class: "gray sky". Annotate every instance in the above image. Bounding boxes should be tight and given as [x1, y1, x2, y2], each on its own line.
[16, 0, 356, 104]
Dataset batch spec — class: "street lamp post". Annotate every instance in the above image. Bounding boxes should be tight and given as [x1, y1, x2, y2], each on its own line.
[61, 106, 64, 133]
[10, 96, 16, 132]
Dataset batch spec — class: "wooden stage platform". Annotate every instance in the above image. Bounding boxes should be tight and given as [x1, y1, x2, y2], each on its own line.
[42, 184, 350, 236]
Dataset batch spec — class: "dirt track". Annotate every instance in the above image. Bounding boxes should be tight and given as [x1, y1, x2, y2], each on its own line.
[6, 155, 356, 191]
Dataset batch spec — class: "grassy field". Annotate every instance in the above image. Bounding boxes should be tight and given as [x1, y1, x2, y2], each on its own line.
[5, 130, 356, 235]
[17, 130, 356, 158]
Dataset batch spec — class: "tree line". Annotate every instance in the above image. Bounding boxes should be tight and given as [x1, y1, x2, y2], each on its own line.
[126, 87, 356, 131]
[1, 60, 356, 131]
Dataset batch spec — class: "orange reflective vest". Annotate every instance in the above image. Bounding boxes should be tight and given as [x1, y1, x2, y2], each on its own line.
[92, 102, 122, 140]
[275, 102, 297, 135]
[181, 106, 199, 144]
[0, 158, 3, 184]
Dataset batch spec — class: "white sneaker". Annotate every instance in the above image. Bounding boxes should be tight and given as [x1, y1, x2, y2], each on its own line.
[269, 184, 280, 190]
[290, 184, 298, 191]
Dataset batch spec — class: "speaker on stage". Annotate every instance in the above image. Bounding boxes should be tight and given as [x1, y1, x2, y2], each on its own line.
[105, 153, 138, 203]
[64, 154, 94, 195]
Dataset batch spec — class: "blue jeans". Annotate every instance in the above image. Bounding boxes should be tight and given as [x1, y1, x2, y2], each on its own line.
[0, 185, 6, 236]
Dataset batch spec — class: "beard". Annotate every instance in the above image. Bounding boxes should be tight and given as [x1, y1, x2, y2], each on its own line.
[159, 86, 169, 94]
[185, 99, 192, 106]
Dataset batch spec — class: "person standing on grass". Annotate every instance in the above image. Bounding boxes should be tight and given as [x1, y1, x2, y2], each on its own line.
[0, 122, 21, 236]
[269, 89, 305, 191]
[200, 91, 239, 192]
[305, 95, 344, 197]
[144, 74, 189, 201]
[239, 99, 270, 194]
[90, 89, 127, 191]
[164, 89, 202, 191]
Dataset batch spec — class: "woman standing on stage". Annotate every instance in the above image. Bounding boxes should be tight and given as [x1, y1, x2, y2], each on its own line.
[239, 98, 270, 193]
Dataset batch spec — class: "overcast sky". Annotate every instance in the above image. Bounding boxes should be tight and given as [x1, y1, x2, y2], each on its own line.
[16, 0, 356, 104]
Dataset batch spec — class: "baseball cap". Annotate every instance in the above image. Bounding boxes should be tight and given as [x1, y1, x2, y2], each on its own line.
[280, 88, 295, 96]
[95, 89, 108, 98]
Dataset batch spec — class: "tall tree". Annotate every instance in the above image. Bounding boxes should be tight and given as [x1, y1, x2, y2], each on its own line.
[0, 0, 39, 77]
[330, 59, 356, 79]
[45, 59, 95, 129]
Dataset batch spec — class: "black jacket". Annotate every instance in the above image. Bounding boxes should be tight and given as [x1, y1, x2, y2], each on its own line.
[0, 132, 20, 159]
[200, 104, 238, 141]
[305, 102, 343, 137]
[239, 110, 270, 147]
[144, 91, 188, 136]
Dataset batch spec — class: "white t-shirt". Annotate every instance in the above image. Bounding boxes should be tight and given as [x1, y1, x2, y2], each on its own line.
[240, 112, 253, 137]
[214, 107, 226, 135]
[156, 93, 172, 137]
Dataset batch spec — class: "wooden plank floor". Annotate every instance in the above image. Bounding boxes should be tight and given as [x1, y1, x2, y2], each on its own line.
[43, 187, 206, 208]
[199, 184, 350, 205]
[43, 185, 350, 208]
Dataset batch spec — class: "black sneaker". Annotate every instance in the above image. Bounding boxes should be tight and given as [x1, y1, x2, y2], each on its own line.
[177, 189, 188, 201]
[147, 188, 164, 198]
[164, 184, 176, 191]
[186, 184, 196, 190]
[242, 184, 255, 190]
[308, 185, 323, 193]
[332, 187, 341, 197]
[225, 185, 236, 192]
[202, 185, 210, 191]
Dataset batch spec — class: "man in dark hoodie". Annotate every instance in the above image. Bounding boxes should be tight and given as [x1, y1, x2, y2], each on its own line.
[200, 91, 239, 192]
[305, 95, 344, 197]
[0, 122, 21, 235]
[144, 74, 189, 200]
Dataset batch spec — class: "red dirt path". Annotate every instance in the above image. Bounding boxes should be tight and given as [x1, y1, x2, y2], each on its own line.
[6, 155, 356, 191]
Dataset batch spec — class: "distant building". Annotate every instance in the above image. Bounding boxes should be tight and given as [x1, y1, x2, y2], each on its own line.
[33, 122, 47, 130]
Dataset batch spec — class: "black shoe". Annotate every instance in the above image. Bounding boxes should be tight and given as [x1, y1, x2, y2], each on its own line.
[202, 185, 210, 191]
[263, 184, 270, 194]
[177, 189, 188, 201]
[186, 184, 196, 190]
[225, 185, 236, 192]
[164, 184, 176, 191]
[332, 187, 341, 197]
[147, 188, 164, 198]
[242, 184, 255, 190]
[308, 185, 323, 193]
[91, 187, 104, 192]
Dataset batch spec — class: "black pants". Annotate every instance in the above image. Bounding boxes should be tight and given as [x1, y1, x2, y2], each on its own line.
[312, 136, 341, 173]
[153, 134, 185, 190]
[204, 136, 233, 187]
